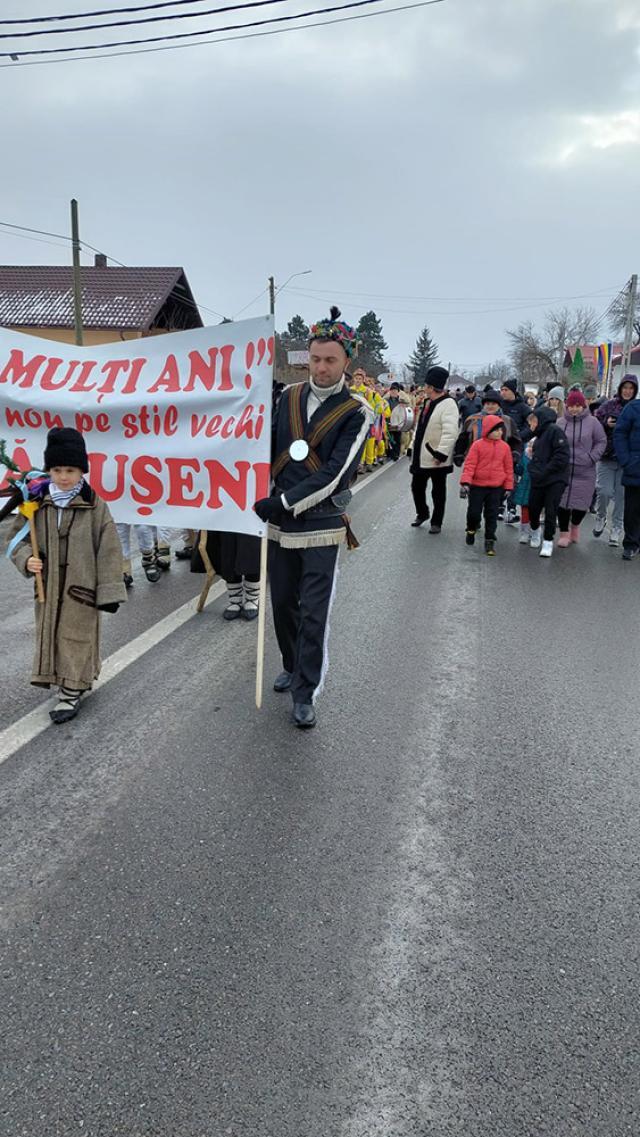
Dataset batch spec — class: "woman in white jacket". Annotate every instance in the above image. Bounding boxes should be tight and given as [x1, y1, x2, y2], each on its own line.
[410, 366, 460, 533]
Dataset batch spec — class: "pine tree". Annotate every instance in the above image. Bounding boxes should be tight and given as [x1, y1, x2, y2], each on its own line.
[281, 315, 310, 351]
[408, 326, 440, 384]
[356, 311, 388, 377]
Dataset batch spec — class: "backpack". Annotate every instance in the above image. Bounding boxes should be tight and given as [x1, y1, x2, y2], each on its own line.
[389, 403, 414, 432]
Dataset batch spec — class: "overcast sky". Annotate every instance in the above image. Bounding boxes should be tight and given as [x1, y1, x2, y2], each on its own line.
[1, 0, 639, 375]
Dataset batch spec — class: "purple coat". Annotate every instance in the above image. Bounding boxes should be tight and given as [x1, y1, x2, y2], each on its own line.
[558, 409, 607, 510]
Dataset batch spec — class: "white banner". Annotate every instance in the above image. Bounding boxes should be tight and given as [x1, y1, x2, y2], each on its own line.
[0, 317, 274, 536]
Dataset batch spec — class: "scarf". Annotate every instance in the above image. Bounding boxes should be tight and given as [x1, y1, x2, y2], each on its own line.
[49, 478, 84, 526]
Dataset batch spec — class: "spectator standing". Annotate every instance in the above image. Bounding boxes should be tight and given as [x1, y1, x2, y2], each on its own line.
[556, 391, 606, 547]
[410, 366, 460, 534]
[594, 375, 638, 545]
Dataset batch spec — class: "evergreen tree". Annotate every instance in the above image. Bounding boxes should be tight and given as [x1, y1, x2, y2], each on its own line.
[281, 315, 310, 351]
[356, 311, 388, 377]
[408, 326, 440, 384]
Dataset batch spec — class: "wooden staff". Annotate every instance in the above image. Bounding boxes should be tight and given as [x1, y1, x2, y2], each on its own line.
[19, 501, 45, 605]
[255, 534, 269, 709]
[196, 529, 217, 613]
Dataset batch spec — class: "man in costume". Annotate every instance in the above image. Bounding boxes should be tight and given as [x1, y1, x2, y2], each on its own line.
[254, 307, 372, 729]
[409, 365, 460, 533]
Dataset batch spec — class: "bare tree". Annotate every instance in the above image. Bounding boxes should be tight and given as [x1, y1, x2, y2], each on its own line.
[507, 305, 600, 385]
[607, 290, 640, 345]
[474, 359, 514, 387]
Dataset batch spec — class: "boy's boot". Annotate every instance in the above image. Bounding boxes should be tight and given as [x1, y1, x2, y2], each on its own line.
[242, 580, 260, 622]
[465, 529, 476, 546]
[539, 540, 554, 558]
[122, 557, 134, 589]
[484, 538, 496, 557]
[519, 522, 530, 544]
[50, 686, 84, 725]
[529, 527, 542, 549]
[142, 549, 161, 583]
[223, 582, 243, 620]
[569, 524, 580, 544]
[155, 542, 171, 570]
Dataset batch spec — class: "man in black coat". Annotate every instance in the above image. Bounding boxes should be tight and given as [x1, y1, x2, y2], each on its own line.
[254, 308, 371, 729]
[500, 379, 532, 435]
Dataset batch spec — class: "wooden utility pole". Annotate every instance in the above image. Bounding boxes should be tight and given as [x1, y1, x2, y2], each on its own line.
[620, 274, 638, 389]
[70, 199, 84, 346]
[268, 275, 275, 316]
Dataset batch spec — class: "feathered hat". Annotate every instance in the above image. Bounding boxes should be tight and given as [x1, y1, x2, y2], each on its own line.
[309, 306, 358, 358]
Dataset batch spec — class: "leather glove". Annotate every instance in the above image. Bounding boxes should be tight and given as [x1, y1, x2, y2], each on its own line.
[254, 496, 284, 523]
[98, 602, 120, 614]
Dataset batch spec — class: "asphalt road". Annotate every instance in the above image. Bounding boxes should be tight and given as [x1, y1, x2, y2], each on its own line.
[1, 460, 639, 1136]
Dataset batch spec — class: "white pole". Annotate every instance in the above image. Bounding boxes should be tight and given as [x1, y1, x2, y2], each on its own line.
[255, 534, 269, 709]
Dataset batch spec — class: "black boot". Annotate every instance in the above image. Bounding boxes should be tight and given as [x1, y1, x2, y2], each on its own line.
[142, 550, 161, 583]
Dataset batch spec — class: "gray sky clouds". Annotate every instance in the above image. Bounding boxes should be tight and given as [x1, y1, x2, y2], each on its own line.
[1, 0, 639, 374]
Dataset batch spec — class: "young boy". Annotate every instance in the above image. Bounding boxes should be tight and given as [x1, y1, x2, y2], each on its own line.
[460, 415, 514, 556]
[8, 427, 126, 724]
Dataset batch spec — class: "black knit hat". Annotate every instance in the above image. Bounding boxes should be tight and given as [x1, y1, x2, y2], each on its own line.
[482, 389, 502, 405]
[425, 365, 449, 391]
[44, 427, 89, 472]
[501, 378, 518, 395]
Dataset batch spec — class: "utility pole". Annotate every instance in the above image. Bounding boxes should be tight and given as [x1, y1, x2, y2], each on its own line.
[619, 273, 638, 393]
[268, 275, 275, 317]
[70, 199, 84, 346]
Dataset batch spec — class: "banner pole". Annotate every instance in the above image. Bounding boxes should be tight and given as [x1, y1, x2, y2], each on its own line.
[255, 533, 269, 709]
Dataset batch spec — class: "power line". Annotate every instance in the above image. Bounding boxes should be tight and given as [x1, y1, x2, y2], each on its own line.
[0, 0, 407, 56]
[0, 0, 221, 25]
[289, 284, 621, 304]
[285, 286, 623, 319]
[0, 0, 302, 40]
[0, 0, 445, 66]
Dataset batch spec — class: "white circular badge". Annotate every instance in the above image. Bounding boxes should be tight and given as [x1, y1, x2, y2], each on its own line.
[289, 439, 310, 461]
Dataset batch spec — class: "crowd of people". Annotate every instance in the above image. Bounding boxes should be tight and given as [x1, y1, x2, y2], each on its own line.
[400, 368, 640, 560]
[5, 313, 640, 730]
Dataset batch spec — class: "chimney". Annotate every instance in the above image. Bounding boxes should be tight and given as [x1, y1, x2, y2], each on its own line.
[94, 253, 107, 268]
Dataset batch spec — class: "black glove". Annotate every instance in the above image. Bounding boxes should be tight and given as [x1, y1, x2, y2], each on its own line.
[429, 447, 448, 463]
[98, 602, 120, 614]
[254, 496, 284, 523]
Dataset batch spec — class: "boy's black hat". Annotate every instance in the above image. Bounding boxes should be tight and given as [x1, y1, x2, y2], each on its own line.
[44, 427, 89, 472]
[482, 389, 502, 405]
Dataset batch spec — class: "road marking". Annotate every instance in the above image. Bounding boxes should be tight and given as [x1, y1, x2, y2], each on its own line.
[0, 580, 226, 767]
[0, 460, 398, 767]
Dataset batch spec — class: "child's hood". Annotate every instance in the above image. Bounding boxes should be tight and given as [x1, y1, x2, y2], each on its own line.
[482, 414, 505, 438]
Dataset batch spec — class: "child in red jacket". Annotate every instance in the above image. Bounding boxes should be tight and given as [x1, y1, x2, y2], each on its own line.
[460, 415, 514, 556]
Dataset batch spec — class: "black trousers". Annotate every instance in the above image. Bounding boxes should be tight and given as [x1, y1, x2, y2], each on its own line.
[623, 484, 640, 552]
[411, 467, 450, 526]
[269, 542, 339, 705]
[387, 431, 401, 461]
[528, 482, 565, 541]
[557, 507, 587, 531]
[466, 486, 502, 541]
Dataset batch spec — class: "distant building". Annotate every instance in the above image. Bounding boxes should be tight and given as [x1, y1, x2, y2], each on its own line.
[0, 257, 203, 345]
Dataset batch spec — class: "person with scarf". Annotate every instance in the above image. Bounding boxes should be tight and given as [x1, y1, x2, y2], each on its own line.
[254, 307, 372, 729]
[7, 427, 126, 724]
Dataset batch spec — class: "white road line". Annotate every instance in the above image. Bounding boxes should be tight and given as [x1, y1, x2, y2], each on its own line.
[0, 580, 226, 767]
[0, 460, 398, 766]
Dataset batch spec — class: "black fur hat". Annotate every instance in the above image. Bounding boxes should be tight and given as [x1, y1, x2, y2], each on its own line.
[43, 427, 88, 472]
